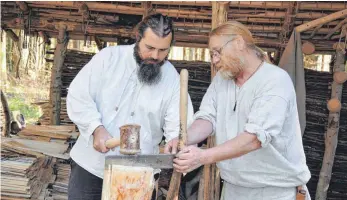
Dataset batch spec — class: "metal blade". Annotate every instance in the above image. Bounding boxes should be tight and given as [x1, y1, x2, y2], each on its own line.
[105, 154, 175, 169]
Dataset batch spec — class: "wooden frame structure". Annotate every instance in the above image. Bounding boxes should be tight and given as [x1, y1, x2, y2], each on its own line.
[1, 1, 346, 200]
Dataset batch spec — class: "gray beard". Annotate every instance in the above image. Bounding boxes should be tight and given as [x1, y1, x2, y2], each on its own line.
[133, 44, 167, 85]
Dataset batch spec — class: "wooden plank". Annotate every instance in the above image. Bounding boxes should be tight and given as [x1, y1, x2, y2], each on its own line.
[296, 9, 347, 33]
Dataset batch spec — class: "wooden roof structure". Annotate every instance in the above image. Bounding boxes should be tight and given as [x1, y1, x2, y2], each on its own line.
[1, 1, 347, 52]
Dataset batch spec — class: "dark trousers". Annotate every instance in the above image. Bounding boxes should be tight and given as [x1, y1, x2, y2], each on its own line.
[68, 160, 158, 200]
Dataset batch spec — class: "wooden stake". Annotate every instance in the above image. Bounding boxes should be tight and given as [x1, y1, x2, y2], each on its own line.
[296, 9, 347, 33]
[49, 24, 69, 125]
[199, 2, 229, 200]
[315, 47, 346, 200]
[166, 69, 189, 200]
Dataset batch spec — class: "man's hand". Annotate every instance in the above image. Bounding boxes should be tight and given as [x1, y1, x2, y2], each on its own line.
[164, 137, 179, 154]
[93, 125, 112, 153]
[173, 145, 204, 173]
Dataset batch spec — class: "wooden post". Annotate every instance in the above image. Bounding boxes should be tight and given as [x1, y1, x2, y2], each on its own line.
[198, 2, 229, 200]
[296, 9, 347, 33]
[49, 24, 68, 125]
[315, 47, 346, 200]
[166, 69, 189, 200]
[142, 1, 152, 19]
[278, 2, 298, 56]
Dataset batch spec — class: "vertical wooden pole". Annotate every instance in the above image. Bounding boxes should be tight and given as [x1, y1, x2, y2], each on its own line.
[315, 48, 346, 200]
[199, 2, 229, 200]
[49, 25, 68, 125]
[142, 1, 152, 19]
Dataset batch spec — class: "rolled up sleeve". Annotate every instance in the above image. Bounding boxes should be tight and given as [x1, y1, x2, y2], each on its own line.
[244, 95, 288, 147]
[67, 48, 111, 145]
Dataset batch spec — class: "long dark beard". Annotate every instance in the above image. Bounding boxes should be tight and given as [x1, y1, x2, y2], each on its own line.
[133, 43, 167, 85]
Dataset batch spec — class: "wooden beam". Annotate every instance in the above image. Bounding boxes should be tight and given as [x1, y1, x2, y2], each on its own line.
[296, 9, 347, 33]
[1, 90, 11, 137]
[15, 1, 29, 13]
[94, 35, 104, 51]
[324, 18, 347, 39]
[198, 2, 229, 200]
[142, 1, 152, 19]
[277, 2, 298, 57]
[315, 47, 346, 200]
[49, 24, 69, 125]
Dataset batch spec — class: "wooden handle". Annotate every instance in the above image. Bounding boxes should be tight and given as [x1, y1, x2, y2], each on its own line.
[166, 69, 189, 200]
[105, 138, 120, 149]
[178, 69, 189, 151]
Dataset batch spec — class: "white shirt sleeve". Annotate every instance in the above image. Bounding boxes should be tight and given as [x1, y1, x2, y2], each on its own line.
[66, 48, 111, 145]
[193, 76, 218, 133]
[244, 91, 290, 148]
[163, 77, 194, 142]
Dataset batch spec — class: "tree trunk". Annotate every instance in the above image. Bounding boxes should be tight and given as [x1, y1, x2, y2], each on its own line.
[315, 48, 346, 200]
[199, 2, 229, 200]
[49, 25, 68, 125]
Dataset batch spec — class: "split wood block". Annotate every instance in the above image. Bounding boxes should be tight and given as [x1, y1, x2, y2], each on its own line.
[101, 165, 155, 200]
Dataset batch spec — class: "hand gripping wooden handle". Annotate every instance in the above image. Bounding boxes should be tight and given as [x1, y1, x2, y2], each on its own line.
[105, 138, 121, 149]
[166, 69, 189, 200]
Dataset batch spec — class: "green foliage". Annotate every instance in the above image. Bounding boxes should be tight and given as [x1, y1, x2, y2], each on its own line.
[7, 93, 42, 124]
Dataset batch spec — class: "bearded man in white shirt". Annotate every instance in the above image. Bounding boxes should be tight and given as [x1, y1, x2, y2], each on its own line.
[67, 13, 193, 200]
[166, 21, 311, 200]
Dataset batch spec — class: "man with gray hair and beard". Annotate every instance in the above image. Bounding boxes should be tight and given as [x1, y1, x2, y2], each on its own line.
[166, 21, 311, 200]
[66, 13, 193, 200]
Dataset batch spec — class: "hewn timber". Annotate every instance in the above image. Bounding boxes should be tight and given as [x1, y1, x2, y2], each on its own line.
[315, 47, 346, 200]
[296, 9, 347, 33]
[49, 25, 69, 125]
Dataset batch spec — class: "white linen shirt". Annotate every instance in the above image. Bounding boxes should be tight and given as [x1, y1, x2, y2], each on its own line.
[67, 44, 194, 178]
[195, 62, 311, 188]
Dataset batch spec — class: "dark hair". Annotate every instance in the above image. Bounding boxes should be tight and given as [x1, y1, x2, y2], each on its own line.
[135, 13, 174, 46]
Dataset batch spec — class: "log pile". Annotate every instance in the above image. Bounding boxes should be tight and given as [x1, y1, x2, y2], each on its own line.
[1, 156, 55, 200]
[44, 159, 71, 200]
[303, 69, 347, 200]
[1, 125, 77, 200]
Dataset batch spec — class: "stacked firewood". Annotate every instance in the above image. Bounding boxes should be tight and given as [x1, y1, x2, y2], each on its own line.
[1, 125, 77, 200]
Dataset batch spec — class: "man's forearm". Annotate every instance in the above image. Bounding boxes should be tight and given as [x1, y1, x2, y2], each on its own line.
[187, 119, 213, 145]
[202, 132, 261, 165]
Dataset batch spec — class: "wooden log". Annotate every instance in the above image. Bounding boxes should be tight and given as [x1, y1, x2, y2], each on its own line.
[296, 9, 347, 33]
[142, 1, 152, 19]
[49, 25, 69, 125]
[302, 41, 316, 55]
[199, 3, 229, 200]
[1, 90, 11, 137]
[166, 69, 189, 200]
[315, 48, 346, 200]
[324, 18, 347, 39]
